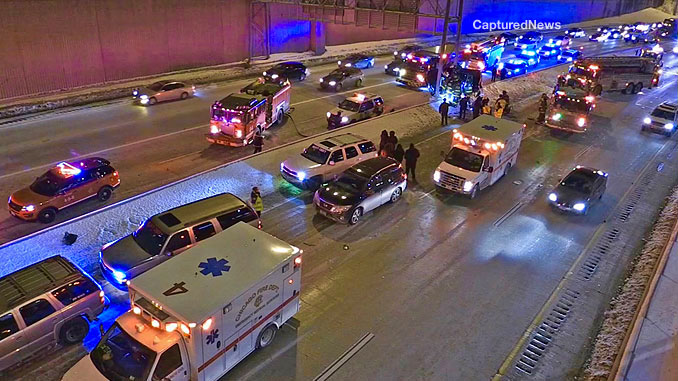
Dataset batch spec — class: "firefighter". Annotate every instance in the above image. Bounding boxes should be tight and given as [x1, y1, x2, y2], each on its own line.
[253, 130, 264, 154]
[250, 187, 263, 217]
[459, 95, 469, 121]
[537, 93, 549, 124]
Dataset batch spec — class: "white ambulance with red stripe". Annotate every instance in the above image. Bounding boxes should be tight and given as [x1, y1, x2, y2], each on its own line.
[433, 115, 525, 199]
[62, 222, 302, 381]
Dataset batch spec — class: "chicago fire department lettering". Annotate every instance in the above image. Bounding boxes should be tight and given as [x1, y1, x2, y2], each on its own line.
[235, 284, 280, 324]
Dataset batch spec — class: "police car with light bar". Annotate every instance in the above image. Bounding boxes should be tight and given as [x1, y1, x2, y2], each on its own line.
[642, 102, 678, 137]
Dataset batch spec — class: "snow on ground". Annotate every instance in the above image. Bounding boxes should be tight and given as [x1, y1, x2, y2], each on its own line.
[582, 187, 678, 381]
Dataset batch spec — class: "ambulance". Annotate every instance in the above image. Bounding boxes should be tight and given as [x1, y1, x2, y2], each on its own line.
[433, 115, 525, 199]
[62, 223, 302, 381]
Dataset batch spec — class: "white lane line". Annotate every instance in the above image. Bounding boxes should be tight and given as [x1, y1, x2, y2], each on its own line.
[313, 332, 375, 381]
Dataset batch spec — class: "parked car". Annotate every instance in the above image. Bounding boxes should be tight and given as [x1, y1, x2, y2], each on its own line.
[548, 166, 608, 215]
[319, 67, 364, 91]
[132, 81, 195, 105]
[99, 193, 261, 288]
[496, 32, 519, 46]
[313, 157, 407, 225]
[338, 54, 375, 69]
[326, 93, 384, 129]
[516, 49, 540, 67]
[0, 256, 106, 371]
[280, 134, 378, 190]
[263, 61, 309, 82]
[549, 35, 571, 47]
[8, 158, 120, 223]
[557, 49, 582, 63]
[393, 44, 422, 59]
[565, 27, 586, 38]
[498, 59, 528, 79]
[642, 102, 678, 137]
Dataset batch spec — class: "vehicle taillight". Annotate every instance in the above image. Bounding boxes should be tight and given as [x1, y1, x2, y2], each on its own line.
[235, 129, 243, 138]
[210, 124, 219, 134]
[294, 256, 302, 269]
[258, 220, 262, 229]
[112, 171, 119, 177]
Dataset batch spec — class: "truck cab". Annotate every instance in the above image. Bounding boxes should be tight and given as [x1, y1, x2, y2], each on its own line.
[433, 115, 524, 199]
[545, 89, 596, 133]
[63, 223, 302, 381]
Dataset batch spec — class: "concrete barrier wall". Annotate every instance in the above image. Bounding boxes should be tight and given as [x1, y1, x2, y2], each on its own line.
[0, 0, 663, 101]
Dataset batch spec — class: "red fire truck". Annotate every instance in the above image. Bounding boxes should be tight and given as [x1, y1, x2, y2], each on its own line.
[206, 78, 291, 146]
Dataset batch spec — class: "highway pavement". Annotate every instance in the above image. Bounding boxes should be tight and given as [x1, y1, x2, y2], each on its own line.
[0, 30, 652, 245]
[3, 36, 676, 381]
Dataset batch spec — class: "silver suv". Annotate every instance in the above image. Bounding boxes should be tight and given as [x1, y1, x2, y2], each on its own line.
[280, 134, 378, 190]
[0, 256, 106, 371]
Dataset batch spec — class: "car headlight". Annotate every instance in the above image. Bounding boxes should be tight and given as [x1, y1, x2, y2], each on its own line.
[433, 170, 441, 182]
[271, 74, 279, 79]
[330, 205, 351, 213]
[132, 90, 138, 96]
[548, 193, 558, 202]
[573, 203, 586, 211]
[400, 69, 406, 75]
[319, 78, 324, 82]
[345, 63, 352, 67]
[463, 181, 474, 192]
[297, 171, 307, 181]
[329, 81, 336, 86]
[21, 204, 35, 212]
[665, 123, 674, 130]
[643, 117, 652, 124]
[577, 117, 586, 127]
[557, 55, 562, 60]
[140, 95, 148, 100]
[327, 112, 331, 118]
[210, 124, 219, 134]
[337, 61, 342, 65]
[673, 46, 678, 54]
[112, 270, 127, 283]
[384, 65, 388, 69]
[341, 116, 349, 123]
[263, 71, 267, 76]
[280, 162, 285, 171]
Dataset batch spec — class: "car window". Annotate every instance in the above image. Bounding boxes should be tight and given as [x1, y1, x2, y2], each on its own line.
[216, 207, 257, 229]
[193, 222, 216, 242]
[52, 278, 98, 306]
[330, 150, 344, 163]
[152, 344, 182, 380]
[345, 146, 359, 159]
[367, 174, 385, 191]
[386, 167, 403, 184]
[20, 299, 56, 327]
[161, 84, 174, 91]
[358, 141, 376, 154]
[0, 313, 19, 340]
[93, 165, 114, 178]
[359, 101, 374, 112]
[165, 230, 191, 252]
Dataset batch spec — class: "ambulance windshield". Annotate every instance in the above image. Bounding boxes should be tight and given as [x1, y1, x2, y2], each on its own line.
[445, 147, 485, 172]
[90, 322, 157, 381]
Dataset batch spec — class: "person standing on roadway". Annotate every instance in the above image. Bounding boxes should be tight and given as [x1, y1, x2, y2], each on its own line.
[473, 95, 483, 119]
[537, 93, 549, 124]
[439, 99, 450, 125]
[393, 144, 405, 163]
[378, 130, 389, 156]
[459, 95, 469, 121]
[253, 129, 264, 154]
[404, 143, 420, 182]
[251, 187, 263, 217]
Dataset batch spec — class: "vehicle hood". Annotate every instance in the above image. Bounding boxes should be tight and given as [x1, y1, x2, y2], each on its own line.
[265, 67, 286, 77]
[283, 154, 324, 173]
[101, 235, 154, 272]
[386, 60, 401, 68]
[553, 186, 589, 205]
[10, 187, 51, 206]
[329, 106, 358, 118]
[317, 184, 361, 206]
[438, 161, 482, 181]
[323, 73, 345, 82]
[61, 355, 107, 381]
[134, 87, 157, 96]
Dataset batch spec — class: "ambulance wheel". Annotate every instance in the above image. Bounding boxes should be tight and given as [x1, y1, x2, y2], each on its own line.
[148, 97, 157, 105]
[593, 85, 602, 96]
[256, 324, 277, 349]
[38, 208, 57, 224]
[98, 186, 113, 202]
[180, 92, 189, 100]
[469, 185, 479, 200]
[60, 317, 89, 345]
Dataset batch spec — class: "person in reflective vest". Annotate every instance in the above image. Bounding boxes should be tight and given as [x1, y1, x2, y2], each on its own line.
[251, 187, 263, 217]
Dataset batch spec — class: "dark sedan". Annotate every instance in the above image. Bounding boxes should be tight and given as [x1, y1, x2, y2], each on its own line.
[548, 166, 608, 215]
[498, 59, 528, 79]
[393, 44, 422, 59]
[319, 67, 364, 91]
[338, 54, 375, 69]
[384, 59, 405, 76]
[496, 32, 519, 46]
[565, 28, 586, 38]
[263, 61, 309, 82]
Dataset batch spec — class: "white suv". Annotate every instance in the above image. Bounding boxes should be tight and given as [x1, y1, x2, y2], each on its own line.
[281, 134, 378, 189]
[642, 102, 678, 137]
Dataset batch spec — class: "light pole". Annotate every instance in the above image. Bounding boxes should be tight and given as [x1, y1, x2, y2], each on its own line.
[433, 0, 464, 98]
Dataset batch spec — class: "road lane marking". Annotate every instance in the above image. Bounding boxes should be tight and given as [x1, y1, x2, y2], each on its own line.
[492, 135, 675, 380]
[313, 332, 375, 381]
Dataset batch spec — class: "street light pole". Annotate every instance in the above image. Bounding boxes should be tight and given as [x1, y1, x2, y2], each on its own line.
[433, 0, 464, 97]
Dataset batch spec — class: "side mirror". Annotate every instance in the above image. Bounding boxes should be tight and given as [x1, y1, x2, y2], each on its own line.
[485, 166, 494, 173]
[328, 161, 336, 166]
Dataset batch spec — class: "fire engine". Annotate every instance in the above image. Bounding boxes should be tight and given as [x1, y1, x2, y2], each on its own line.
[206, 78, 291, 146]
[560, 56, 660, 95]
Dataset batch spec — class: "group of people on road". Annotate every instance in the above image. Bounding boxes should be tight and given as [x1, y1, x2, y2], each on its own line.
[379, 130, 420, 182]
[438, 90, 512, 125]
